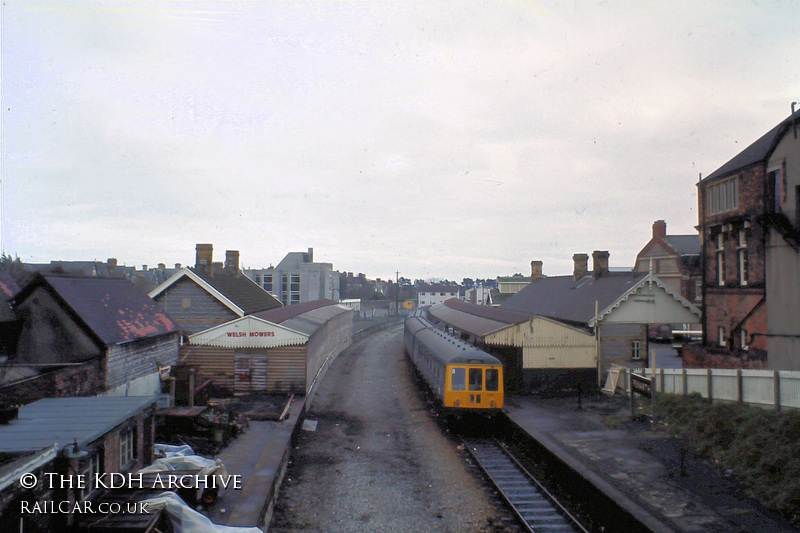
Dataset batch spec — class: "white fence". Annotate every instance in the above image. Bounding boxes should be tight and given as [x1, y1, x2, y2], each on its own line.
[631, 368, 800, 410]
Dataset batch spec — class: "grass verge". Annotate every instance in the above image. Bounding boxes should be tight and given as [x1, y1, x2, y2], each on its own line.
[655, 393, 800, 525]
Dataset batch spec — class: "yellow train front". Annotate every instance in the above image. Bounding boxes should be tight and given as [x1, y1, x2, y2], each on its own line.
[404, 316, 504, 414]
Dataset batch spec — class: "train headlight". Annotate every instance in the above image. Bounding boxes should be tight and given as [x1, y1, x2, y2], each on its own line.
[454, 399, 460, 407]
[490, 400, 496, 408]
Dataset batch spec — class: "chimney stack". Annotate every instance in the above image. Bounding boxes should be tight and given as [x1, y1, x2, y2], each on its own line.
[653, 220, 667, 239]
[573, 253, 589, 281]
[225, 250, 240, 274]
[530, 260, 543, 281]
[592, 250, 610, 277]
[196, 244, 213, 273]
[107, 258, 118, 275]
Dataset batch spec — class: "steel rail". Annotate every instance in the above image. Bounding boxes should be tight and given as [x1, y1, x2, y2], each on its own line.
[463, 437, 589, 533]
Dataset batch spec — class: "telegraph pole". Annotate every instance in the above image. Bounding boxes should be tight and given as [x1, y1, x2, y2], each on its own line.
[395, 270, 400, 316]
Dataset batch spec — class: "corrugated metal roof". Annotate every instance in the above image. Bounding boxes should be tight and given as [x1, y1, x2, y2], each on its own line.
[0, 396, 156, 453]
[428, 303, 510, 338]
[188, 316, 309, 348]
[27, 275, 178, 346]
[253, 298, 336, 323]
[443, 298, 533, 324]
[501, 273, 647, 325]
[279, 304, 352, 336]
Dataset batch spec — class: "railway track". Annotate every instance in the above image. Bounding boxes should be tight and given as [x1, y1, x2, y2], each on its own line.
[463, 437, 589, 533]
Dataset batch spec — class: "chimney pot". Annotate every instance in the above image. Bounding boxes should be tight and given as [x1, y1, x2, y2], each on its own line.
[573, 254, 589, 281]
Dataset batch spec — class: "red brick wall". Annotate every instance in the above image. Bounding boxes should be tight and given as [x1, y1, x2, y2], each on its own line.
[682, 342, 767, 369]
[699, 163, 769, 357]
[0, 358, 105, 404]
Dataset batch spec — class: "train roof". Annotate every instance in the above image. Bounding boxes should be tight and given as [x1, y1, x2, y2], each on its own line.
[404, 316, 502, 366]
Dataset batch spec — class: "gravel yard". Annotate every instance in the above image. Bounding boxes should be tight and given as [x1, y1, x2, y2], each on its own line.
[268, 326, 520, 533]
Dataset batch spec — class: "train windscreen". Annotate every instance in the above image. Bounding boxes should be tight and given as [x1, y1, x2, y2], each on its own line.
[451, 368, 465, 390]
[486, 369, 499, 391]
[469, 369, 482, 391]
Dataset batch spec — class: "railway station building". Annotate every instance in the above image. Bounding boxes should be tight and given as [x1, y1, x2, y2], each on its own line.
[427, 299, 597, 394]
[501, 252, 701, 382]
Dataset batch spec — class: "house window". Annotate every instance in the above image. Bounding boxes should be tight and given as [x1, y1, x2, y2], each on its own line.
[740, 329, 749, 351]
[290, 274, 301, 304]
[694, 280, 702, 301]
[254, 274, 261, 284]
[119, 428, 136, 469]
[768, 166, 783, 213]
[716, 233, 725, 287]
[80, 451, 103, 500]
[707, 177, 739, 215]
[631, 340, 641, 360]
[737, 229, 748, 286]
[263, 274, 273, 292]
[718, 326, 727, 347]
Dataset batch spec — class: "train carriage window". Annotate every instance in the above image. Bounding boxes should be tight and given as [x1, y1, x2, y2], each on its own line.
[486, 369, 499, 392]
[469, 368, 482, 391]
[451, 368, 466, 391]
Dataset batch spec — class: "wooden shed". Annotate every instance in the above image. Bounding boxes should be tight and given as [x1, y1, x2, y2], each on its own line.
[180, 300, 353, 395]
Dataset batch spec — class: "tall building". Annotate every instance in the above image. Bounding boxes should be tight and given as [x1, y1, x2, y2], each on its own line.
[244, 248, 340, 305]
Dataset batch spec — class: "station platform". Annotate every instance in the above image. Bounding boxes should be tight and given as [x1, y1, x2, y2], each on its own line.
[504, 395, 796, 533]
[205, 398, 304, 530]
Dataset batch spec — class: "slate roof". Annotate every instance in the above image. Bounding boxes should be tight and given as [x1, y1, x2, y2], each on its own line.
[187, 268, 282, 314]
[703, 111, 800, 182]
[0, 396, 156, 453]
[500, 273, 648, 326]
[664, 235, 701, 256]
[17, 275, 178, 346]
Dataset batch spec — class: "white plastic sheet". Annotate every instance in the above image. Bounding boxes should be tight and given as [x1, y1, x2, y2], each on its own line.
[143, 491, 262, 533]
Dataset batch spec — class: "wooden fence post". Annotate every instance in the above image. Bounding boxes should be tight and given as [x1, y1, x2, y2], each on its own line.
[682, 368, 688, 396]
[736, 368, 743, 403]
[707, 368, 713, 403]
[774, 370, 781, 411]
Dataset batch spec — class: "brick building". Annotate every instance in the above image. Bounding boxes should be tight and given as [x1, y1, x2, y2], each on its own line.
[634, 220, 701, 304]
[695, 111, 800, 366]
[0, 396, 158, 532]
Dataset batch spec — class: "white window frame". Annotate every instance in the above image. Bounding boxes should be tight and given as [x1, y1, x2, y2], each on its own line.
[737, 229, 748, 286]
[718, 326, 727, 347]
[631, 340, 641, 360]
[80, 452, 103, 501]
[716, 233, 725, 287]
[740, 329, 749, 351]
[119, 428, 136, 469]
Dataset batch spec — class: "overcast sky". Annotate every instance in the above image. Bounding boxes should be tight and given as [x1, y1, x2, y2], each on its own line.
[1, 1, 798, 281]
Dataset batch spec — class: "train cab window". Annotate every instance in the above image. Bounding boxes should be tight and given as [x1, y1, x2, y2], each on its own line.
[451, 368, 466, 390]
[469, 368, 482, 391]
[486, 369, 499, 392]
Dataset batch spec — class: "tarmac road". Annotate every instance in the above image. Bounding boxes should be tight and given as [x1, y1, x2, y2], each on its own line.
[268, 325, 519, 533]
